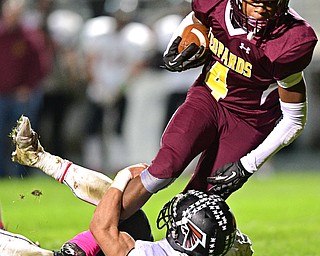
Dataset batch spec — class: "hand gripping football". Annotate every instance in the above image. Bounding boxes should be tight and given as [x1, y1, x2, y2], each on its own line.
[178, 23, 209, 53]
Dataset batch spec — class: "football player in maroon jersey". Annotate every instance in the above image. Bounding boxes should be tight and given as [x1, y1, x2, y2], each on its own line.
[119, 0, 317, 252]
[15, 1, 319, 256]
[71, 1, 317, 254]
[111, 0, 317, 221]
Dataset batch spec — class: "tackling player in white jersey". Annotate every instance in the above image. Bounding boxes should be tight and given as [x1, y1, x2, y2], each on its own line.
[0, 115, 253, 256]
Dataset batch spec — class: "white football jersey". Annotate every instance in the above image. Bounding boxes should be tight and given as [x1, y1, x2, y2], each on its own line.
[128, 238, 187, 256]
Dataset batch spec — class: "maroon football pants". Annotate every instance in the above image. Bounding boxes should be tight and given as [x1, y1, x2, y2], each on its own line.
[148, 85, 271, 191]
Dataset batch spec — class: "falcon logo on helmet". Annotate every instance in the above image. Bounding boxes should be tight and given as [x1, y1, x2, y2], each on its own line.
[157, 190, 236, 256]
[178, 217, 207, 251]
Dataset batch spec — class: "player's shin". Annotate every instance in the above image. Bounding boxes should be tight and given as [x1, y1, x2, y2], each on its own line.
[65, 163, 148, 206]
[17, 148, 112, 205]
[62, 164, 112, 205]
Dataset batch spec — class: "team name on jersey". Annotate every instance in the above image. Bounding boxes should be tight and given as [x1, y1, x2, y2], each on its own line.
[208, 30, 252, 78]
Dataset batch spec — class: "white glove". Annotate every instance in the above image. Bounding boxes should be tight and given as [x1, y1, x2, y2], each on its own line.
[226, 229, 254, 256]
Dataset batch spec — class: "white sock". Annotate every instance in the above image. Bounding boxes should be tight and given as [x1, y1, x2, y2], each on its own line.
[35, 151, 112, 205]
[35, 152, 72, 182]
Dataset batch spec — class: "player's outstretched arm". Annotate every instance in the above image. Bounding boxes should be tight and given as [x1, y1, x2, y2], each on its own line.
[90, 169, 136, 256]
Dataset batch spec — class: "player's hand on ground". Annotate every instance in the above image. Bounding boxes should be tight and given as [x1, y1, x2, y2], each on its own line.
[207, 161, 253, 199]
[10, 115, 44, 167]
[125, 163, 149, 178]
[163, 36, 207, 72]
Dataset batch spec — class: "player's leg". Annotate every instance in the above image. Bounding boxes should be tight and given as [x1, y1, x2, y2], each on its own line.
[148, 86, 219, 181]
[184, 99, 275, 192]
[10, 116, 107, 255]
[225, 229, 254, 256]
[11, 115, 113, 206]
[11, 116, 153, 256]
[0, 229, 61, 256]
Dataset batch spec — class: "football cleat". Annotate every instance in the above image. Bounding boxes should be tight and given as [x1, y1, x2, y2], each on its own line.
[10, 115, 44, 167]
[60, 242, 86, 256]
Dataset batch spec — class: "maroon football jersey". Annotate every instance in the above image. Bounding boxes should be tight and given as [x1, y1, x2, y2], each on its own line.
[192, 0, 317, 128]
[147, 1, 317, 191]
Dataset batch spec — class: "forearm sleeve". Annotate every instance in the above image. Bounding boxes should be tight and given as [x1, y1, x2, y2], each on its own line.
[240, 100, 307, 172]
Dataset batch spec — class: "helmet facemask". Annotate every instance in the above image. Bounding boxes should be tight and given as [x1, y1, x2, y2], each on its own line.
[230, 0, 289, 39]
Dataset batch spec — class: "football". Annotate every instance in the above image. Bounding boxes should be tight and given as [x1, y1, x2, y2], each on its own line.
[178, 23, 209, 53]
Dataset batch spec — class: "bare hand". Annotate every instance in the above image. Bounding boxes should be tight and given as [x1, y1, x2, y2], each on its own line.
[126, 163, 149, 178]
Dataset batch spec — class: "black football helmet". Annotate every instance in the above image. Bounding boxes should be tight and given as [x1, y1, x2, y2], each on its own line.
[157, 190, 236, 256]
[230, 0, 289, 36]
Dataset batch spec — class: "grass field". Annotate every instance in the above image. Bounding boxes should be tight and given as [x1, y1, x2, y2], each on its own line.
[1, 170, 320, 255]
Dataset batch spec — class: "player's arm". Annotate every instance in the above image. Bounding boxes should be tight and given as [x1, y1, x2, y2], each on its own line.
[121, 168, 174, 219]
[240, 75, 306, 169]
[90, 169, 135, 256]
[163, 11, 208, 72]
[120, 176, 152, 219]
[208, 74, 307, 199]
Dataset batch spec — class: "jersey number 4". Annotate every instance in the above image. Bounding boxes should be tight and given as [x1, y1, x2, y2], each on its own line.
[205, 62, 229, 101]
[205, 61, 277, 105]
